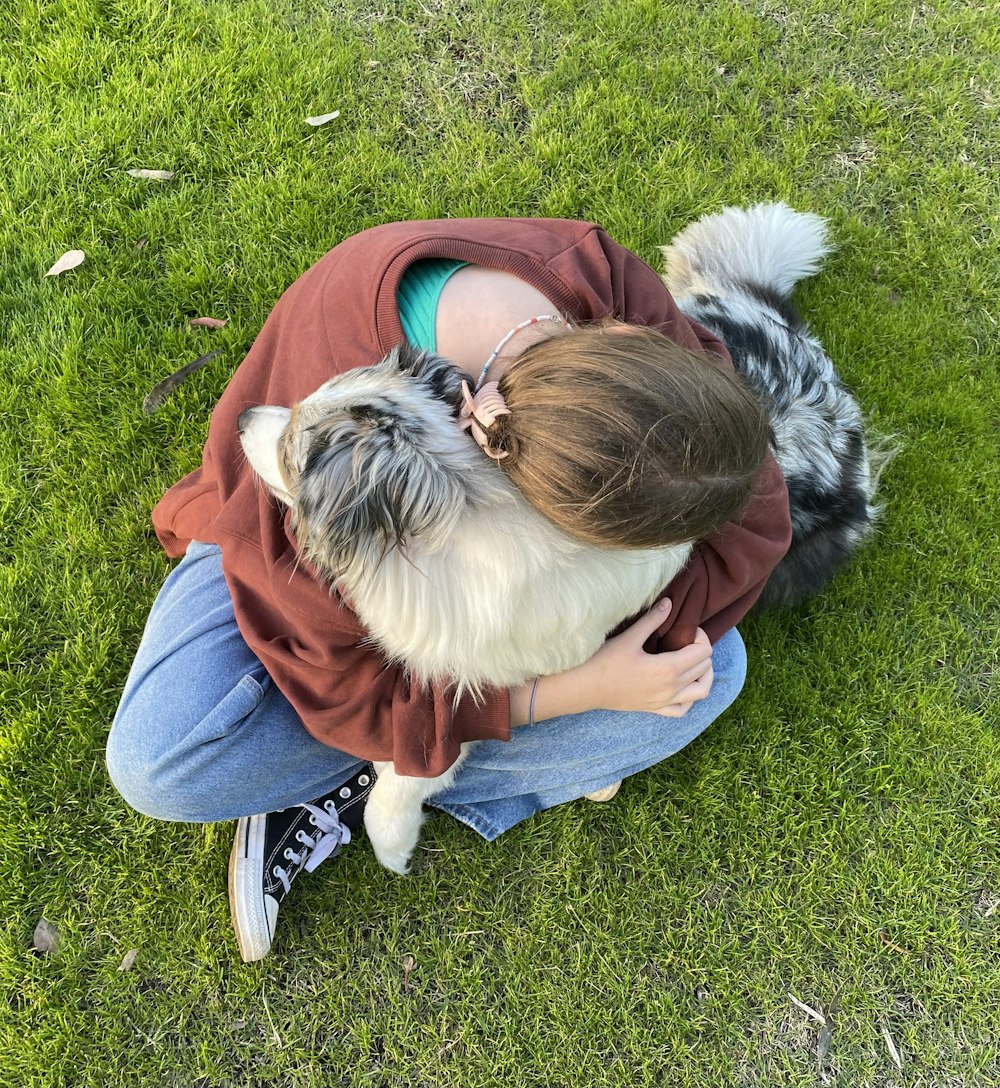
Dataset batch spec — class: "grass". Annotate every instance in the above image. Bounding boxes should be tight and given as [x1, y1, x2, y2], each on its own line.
[0, 0, 998, 1084]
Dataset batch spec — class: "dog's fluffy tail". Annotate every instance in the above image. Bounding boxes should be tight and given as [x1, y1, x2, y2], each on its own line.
[661, 202, 830, 301]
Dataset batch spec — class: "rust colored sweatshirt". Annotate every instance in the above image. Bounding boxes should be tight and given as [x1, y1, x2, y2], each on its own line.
[152, 218, 792, 776]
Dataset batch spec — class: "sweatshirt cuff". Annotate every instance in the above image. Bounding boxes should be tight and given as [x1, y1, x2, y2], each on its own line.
[453, 687, 511, 745]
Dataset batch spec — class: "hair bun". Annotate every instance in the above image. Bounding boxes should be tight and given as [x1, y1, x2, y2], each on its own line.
[483, 413, 519, 466]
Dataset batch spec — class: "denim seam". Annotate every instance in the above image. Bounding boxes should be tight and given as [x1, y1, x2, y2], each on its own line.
[238, 672, 266, 703]
[430, 801, 503, 842]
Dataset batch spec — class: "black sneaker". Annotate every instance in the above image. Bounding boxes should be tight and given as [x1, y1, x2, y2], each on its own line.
[228, 764, 376, 962]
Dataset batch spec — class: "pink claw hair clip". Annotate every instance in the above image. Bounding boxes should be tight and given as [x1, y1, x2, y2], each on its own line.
[458, 380, 511, 460]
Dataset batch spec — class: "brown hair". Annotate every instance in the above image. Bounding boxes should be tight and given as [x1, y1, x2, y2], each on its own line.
[481, 323, 772, 549]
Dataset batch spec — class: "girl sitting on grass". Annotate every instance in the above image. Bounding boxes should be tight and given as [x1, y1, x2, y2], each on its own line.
[107, 217, 790, 962]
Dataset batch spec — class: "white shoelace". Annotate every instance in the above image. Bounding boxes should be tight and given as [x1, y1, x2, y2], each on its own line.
[272, 802, 352, 895]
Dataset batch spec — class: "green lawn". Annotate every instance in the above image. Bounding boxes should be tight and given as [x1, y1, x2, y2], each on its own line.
[1, 0, 998, 1084]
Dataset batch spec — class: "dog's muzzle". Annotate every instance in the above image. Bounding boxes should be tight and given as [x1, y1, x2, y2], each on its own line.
[238, 405, 295, 501]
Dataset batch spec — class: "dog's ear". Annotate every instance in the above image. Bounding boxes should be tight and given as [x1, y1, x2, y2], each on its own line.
[380, 341, 471, 416]
[292, 406, 470, 578]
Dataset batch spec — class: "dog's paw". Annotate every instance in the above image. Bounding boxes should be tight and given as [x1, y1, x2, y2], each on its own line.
[364, 804, 421, 875]
[371, 842, 414, 876]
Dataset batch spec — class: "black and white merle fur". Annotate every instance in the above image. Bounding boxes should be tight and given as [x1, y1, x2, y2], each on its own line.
[663, 202, 887, 608]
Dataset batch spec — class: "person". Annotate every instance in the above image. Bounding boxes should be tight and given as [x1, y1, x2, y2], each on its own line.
[107, 218, 792, 961]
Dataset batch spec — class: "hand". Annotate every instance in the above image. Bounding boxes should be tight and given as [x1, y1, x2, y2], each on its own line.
[577, 599, 714, 718]
[508, 599, 715, 727]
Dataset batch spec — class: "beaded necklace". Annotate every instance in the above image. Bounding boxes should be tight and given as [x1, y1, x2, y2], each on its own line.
[474, 313, 573, 391]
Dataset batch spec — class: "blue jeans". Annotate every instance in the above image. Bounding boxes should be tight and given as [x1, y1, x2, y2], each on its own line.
[107, 542, 746, 841]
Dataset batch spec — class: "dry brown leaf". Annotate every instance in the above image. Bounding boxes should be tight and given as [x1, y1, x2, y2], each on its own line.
[118, 949, 139, 971]
[401, 953, 415, 990]
[189, 317, 228, 330]
[879, 930, 912, 955]
[33, 918, 61, 954]
[305, 110, 341, 126]
[127, 169, 175, 181]
[45, 250, 85, 277]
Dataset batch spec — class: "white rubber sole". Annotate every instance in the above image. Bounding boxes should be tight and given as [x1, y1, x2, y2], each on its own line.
[584, 781, 622, 803]
[228, 815, 275, 963]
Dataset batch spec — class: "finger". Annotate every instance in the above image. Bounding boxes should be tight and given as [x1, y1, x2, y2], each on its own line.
[652, 652, 712, 693]
[670, 658, 714, 690]
[657, 701, 693, 718]
[624, 598, 672, 643]
[672, 670, 714, 705]
[665, 640, 714, 671]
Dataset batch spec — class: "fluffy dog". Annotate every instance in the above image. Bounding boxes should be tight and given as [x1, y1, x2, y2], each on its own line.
[239, 203, 884, 874]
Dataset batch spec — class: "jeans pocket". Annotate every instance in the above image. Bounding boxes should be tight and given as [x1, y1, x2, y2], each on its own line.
[188, 669, 269, 747]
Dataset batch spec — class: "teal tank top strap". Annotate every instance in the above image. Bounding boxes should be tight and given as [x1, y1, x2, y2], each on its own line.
[396, 259, 468, 351]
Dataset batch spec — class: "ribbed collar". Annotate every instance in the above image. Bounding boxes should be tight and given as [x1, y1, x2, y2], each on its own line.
[373, 236, 583, 353]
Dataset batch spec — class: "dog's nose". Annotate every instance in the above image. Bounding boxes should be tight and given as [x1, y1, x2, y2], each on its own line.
[237, 408, 255, 435]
